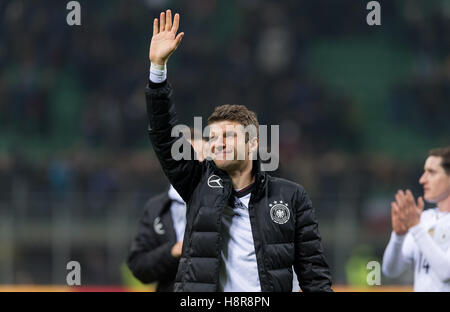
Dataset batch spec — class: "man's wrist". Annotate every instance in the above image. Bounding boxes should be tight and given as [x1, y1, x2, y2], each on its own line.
[149, 63, 167, 83]
[391, 231, 407, 243]
[151, 62, 166, 71]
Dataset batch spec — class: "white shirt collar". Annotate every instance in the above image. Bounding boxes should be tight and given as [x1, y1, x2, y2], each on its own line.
[168, 185, 184, 203]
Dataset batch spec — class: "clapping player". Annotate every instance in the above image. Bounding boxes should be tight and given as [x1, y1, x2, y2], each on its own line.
[382, 147, 450, 291]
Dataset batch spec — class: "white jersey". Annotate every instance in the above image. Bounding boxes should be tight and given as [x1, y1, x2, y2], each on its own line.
[382, 208, 450, 291]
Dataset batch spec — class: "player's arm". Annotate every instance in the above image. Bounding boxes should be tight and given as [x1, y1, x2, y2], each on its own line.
[127, 200, 180, 284]
[146, 10, 202, 202]
[382, 195, 414, 278]
[397, 190, 450, 282]
[293, 187, 333, 292]
[381, 232, 414, 278]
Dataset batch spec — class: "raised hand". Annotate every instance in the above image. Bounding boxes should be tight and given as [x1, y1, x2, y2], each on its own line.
[149, 10, 184, 66]
[391, 199, 408, 235]
[391, 189, 424, 235]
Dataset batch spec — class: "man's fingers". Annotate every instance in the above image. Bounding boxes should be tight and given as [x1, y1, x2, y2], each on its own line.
[153, 18, 159, 36]
[402, 190, 413, 212]
[392, 202, 400, 212]
[405, 189, 415, 206]
[395, 191, 404, 208]
[398, 190, 407, 208]
[392, 202, 399, 221]
[395, 200, 407, 220]
[406, 190, 421, 217]
[166, 9, 172, 30]
[160, 12, 165, 32]
[418, 196, 425, 212]
[175, 32, 184, 48]
[172, 13, 180, 34]
[394, 193, 400, 206]
[393, 202, 402, 219]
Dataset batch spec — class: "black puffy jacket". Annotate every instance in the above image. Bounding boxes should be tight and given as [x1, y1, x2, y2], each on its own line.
[146, 80, 332, 292]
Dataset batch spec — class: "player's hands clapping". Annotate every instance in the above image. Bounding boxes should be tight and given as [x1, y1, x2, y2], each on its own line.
[149, 9, 184, 66]
[391, 189, 424, 235]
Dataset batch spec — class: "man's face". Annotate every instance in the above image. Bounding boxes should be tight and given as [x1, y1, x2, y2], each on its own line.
[419, 156, 450, 203]
[207, 120, 258, 171]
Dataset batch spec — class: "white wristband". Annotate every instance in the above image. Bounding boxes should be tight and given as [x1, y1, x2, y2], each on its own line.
[149, 63, 167, 83]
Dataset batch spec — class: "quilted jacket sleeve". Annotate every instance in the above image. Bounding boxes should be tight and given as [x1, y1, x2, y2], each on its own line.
[145, 80, 203, 203]
[293, 187, 333, 292]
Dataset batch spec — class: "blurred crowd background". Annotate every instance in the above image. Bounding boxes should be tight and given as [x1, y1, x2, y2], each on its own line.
[0, 0, 449, 288]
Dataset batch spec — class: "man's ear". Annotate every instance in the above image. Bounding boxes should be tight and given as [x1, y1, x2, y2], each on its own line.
[248, 137, 258, 159]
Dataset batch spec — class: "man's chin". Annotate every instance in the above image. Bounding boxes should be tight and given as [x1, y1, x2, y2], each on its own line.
[213, 159, 230, 168]
[213, 159, 237, 171]
[423, 195, 434, 203]
[425, 191, 450, 204]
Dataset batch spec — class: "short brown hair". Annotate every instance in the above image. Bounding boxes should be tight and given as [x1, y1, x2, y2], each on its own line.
[207, 104, 259, 140]
[428, 146, 450, 175]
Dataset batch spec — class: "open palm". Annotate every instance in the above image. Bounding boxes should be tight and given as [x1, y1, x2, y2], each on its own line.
[391, 189, 424, 235]
[149, 10, 184, 66]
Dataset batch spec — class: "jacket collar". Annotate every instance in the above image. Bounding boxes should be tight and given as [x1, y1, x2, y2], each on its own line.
[209, 158, 267, 200]
[251, 158, 267, 201]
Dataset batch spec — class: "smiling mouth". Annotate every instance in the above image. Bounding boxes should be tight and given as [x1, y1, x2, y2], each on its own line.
[214, 151, 234, 160]
[215, 150, 232, 155]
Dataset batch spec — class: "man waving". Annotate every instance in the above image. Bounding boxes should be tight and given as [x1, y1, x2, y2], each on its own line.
[145, 10, 332, 292]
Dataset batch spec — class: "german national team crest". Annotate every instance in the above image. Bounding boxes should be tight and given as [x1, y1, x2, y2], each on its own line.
[269, 201, 290, 224]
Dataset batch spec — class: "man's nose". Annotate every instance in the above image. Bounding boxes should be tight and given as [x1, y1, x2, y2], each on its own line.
[214, 140, 225, 151]
[419, 174, 426, 184]
[218, 137, 226, 147]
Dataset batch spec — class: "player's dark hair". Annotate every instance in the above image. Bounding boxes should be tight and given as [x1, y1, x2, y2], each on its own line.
[207, 104, 259, 140]
[428, 146, 450, 175]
